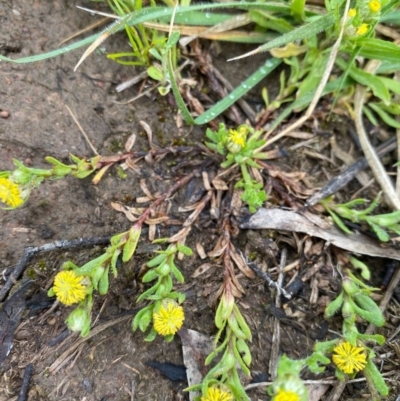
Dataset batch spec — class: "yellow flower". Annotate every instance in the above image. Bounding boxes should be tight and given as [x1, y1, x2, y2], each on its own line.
[332, 342, 367, 374]
[273, 389, 300, 401]
[0, 177, 23, 208]
[348, 8, 357, 17]
[53, 271, 87, 306]
[228, 128, 246, 148]
[153, 300, 184, 336]
[201, 386, 233, 401]
[368, 0, 381, 13]
[356, 24, 369, 36]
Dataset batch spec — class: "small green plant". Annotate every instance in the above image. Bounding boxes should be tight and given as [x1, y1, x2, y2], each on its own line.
[205, 123, 269, 212]
[0, 155, 101, 210]
[187, 286, 252, 400]
[320, 193, 400, 241]
[132, 241, 191, 342]
[267, 262, 388, 400]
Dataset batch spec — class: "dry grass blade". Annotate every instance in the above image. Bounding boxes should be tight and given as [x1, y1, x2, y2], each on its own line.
[354, 60, 400, 210]
[46, 313, 136, 374]
[74, 32, 109, 71]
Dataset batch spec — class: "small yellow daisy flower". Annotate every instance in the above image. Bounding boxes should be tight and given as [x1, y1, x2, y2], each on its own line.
[368, 0, 381, 13]
[356, 24, 369, 36]
[228, 127, 246, 148]
[348, 8, 357, 17]
[332, 342, 367, 374]
[273, 389, 300, 401]
[201, 386, 233, 401]
[0, 177, 23, 208]
[53, 271, 87, 306]
[153, 300, 184, 336]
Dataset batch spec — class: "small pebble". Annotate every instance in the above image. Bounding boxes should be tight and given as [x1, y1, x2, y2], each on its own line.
[0, 110, 10, 118]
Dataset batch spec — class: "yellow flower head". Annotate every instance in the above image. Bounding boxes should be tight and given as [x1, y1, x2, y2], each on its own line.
[0, 177, 23, 208]
[332, 342, 367, 374]
[368, 0, 381, 13]
[53, 270, 87, 306]
[273, 389, 300, 401]
[356, 24, 369, 36]
[348, 8, 357, 17]
[201, 386, 233, 401]
[227, 127, 246, 149]
[153, 300, 184, 336]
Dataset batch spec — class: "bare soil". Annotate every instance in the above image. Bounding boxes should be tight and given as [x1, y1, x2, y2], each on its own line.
[1, 1, 399, 401]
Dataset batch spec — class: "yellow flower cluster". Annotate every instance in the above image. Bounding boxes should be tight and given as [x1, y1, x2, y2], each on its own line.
[348, 8, 357, 17]
[153, 301, 184, 336]
[356, 23, 369, 36]
[0, 177, 23, 208]
[368, 0, 381, 13]
[273, 389, 300, 401]
[53, 270, 87, 306]
[201, 386, 233, 401]
[332, 342, 367, 374]
[228, 129, 246, 148]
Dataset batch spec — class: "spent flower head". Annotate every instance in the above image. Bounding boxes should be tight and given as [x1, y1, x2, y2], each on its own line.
[52, 270, 87, 306]
[153, 300, 184, 336]
[332, 342, 367, 374]
[201, 385, 234, 401]
[0, 177, 24, 208]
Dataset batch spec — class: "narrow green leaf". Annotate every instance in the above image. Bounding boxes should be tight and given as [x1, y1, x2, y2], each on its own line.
[195, 58, 281, 124]
[336, 58, 390, 104]
[231, 12, 335, 59]
[369, 103, 400, 129]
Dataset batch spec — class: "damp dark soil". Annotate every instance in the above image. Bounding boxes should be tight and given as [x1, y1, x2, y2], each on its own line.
[1, 1, 400, 401]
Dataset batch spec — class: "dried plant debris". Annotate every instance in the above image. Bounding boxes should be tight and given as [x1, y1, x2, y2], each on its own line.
[240, 208, 400, 261]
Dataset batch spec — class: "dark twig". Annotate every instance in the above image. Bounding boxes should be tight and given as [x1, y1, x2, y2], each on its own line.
[239, 251, 292, 299]
[305, 136, 397, 207]
[17, 364, 33, 401]
[0, 235, 113, 302]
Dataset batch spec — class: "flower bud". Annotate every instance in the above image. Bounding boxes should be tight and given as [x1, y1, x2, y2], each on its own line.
[66, 307, 91, 336]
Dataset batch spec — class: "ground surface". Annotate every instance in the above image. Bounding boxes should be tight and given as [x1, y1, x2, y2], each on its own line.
[1, 1, 400, 401]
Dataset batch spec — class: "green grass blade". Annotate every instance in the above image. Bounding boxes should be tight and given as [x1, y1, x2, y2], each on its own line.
[229, 12, 335, 60]
[0, 2, 291, 64]
[0, 33, 100, 63]
[194, 57, 282, 125]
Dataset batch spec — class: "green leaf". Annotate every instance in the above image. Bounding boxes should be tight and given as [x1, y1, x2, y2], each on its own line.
[336, 58, 390, 104]
[233, 12, 335, 58]
[325, 291, 344, 318]
[291, 0, 305, 20]
[368, 222, 390, 242]
[77, 254, 110, 275]
[363, 359, 389, 396]
[147, 65, 164, 81]
[142, 269, 159, 282]
[327, 209, 353, 234]
[98, 267, 110, 295]
[176, 243, 193, 256]
[166, 31, 180, 49]
[145, 327, 158, 342]
[170, 262, 185, 283]
[354, 38, 400, 63]
[194, 58, 282, 124]
[147, 253, 168, 268]
[166, 50, 195, 124]
[368, 103, 400, 129]
[122, 226, 141, 262]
